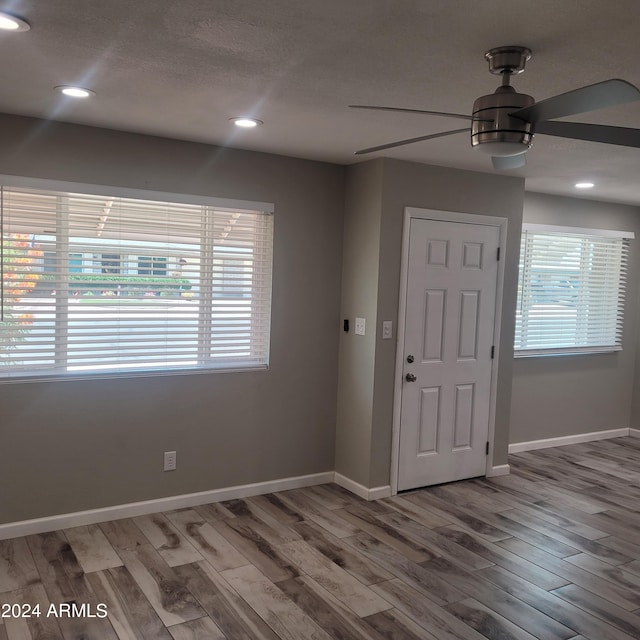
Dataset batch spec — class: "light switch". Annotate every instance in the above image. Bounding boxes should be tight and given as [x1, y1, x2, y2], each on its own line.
[382, 320, 393, 339]
[355, 317, 366, 336]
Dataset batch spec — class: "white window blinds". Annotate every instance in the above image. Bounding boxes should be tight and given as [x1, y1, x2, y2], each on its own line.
[515, 224, 632, 356]
[0, 184, 273, 378]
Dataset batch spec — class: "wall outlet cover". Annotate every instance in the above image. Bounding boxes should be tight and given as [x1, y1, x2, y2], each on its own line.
[164, 450, 177, 471]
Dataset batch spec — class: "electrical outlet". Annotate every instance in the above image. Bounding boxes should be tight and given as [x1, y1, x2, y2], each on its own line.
[164, 450, 177, 471]
[382, 320, 393, 339]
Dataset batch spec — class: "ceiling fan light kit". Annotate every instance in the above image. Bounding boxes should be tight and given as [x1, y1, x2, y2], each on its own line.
[351, 45, 640, 169]
[471, 86, 534, 157]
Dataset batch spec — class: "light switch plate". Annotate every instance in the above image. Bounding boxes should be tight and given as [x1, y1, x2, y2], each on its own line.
[355, 317, 366, 336]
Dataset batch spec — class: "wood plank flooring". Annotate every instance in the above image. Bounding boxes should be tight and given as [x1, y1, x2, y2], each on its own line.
[2, 437, 640, 639]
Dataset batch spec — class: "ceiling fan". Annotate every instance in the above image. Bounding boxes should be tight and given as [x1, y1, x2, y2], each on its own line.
[350, 46, 640, 170]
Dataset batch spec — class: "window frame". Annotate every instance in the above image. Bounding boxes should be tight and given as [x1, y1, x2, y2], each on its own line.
[0, 175, 275, 382]
[514, 223, 633, 358]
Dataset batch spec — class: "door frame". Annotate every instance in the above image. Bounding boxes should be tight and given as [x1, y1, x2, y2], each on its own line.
[390, 207, 509, 495]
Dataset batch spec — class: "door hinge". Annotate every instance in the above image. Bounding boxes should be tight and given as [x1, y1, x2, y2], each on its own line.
[497, 247, 501, 261]
[486, 441, 490, 455]
[491, 345, 495, 359]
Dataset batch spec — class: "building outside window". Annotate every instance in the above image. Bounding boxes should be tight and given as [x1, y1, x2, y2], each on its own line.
[137, 256, 168, 276]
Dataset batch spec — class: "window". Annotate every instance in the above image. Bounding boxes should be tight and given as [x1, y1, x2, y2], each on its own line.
[515, 224, 632, 356]
[0, 184, 274, 378]
[101, 253, 121, 274]
[45, 251, 85, 273]
[69, 253, 83, 273]
[137, 256, 167, 276]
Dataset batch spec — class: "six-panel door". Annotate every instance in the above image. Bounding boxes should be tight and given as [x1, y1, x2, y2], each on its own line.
[398, 218, 500, 491]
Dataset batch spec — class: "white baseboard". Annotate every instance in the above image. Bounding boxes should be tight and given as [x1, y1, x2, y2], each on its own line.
[8, 424, 638, 540]
[0, 471, 334, 541]
[333, 473, 392, 501]
[509, 427, 630, 454]
[486, 464, 511, 477]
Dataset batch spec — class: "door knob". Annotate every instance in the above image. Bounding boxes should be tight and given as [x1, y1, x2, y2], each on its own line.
[405, 373, 417, 382]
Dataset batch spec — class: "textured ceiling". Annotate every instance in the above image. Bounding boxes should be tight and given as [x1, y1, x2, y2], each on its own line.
[1, 0, 640, 204]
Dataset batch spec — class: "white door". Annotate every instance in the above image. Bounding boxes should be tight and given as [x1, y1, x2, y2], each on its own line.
[398, 217, 500, 491]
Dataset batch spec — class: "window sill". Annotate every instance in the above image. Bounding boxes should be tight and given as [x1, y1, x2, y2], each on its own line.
[514, 348, 620, 359]
[0, 364, 269, 385]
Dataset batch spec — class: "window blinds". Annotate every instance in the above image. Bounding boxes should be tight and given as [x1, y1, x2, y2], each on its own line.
[515, 224, 632, 356]
[0, 185, 273, 378]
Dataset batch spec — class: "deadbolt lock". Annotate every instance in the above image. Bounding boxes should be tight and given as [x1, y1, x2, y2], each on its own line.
[406, 355, 414, 363]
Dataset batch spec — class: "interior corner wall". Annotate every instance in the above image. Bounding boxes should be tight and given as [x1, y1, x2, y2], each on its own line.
[0, 114, 345, 525]
[510, 192, 640, 445]
[334, 160, 384, 487]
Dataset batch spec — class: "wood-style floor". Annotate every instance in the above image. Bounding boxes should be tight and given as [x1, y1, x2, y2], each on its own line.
[2, 438, 640, 639]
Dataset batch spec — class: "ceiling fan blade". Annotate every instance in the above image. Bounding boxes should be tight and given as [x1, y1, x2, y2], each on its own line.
[355, 128, 469, 155]
[492, 154, 526, 170]
[510, 79, 640, 124]
[535, 120, 640, 148]
[350, 105, 475, 121]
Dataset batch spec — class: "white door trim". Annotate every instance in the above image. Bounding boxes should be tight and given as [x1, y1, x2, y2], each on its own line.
[390, 207, 508, 495]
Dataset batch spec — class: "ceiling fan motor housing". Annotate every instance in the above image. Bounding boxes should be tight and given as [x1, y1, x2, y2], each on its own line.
[472, 85, 535, 156]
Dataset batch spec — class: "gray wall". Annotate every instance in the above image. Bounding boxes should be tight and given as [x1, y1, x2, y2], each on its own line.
[0, 115, 345, 524]
[4, 114, 636, 523]
[334, 160, 384, 486]
[510, 192, 640, 444]
[336, 158, 524, 489]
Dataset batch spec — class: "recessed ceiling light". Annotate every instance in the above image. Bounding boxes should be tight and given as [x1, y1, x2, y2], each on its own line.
[56, 86, 95, 98]
[575, 182, 595, 189]
[230, 117, 263, 128]
[0, 11, 30, 31]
